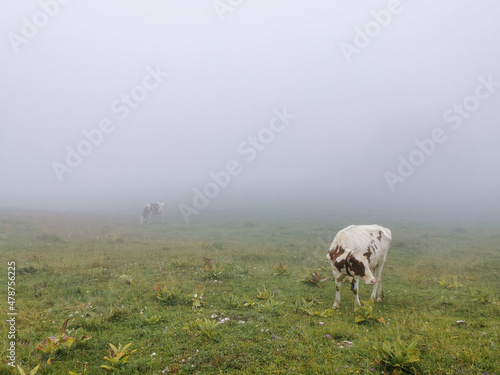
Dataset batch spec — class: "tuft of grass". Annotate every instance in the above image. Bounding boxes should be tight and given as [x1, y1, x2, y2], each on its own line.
[184, 318, 220, 339]
[35, 319, 75, 364]
[144, 314, 162, 324]
[118, 274, 133, 285]
[470, 288, 492, 304]
[302, 271, 328, 287]
[18, 265, 37, 275]
[438, 275, 462, 289]
[439, 290, 457, 305]
[16, 364, 40, 375]
[255, 298, 284, 313]
[242, 294, 257, 308]
[100, 342, 136, 372]
[293, 296, 333, 316]
[256, 285, 273, 300]
[170, 258, 187, 268]
[272, 262, 288, 276]
[202, 257, 224, 280]
[376, 338, 420, 374]
[29, 254, 43, 262]
[223, 293, 241, 309]
[354, 299, 386, 324]
[154, 284, 181, 305]
[294, 296, 314, 313]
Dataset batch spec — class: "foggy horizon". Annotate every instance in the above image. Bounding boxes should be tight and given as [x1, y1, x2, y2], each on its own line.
[2, 1, 500, 223]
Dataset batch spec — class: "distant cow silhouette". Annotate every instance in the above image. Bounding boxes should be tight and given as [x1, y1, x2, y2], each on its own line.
[139, 202, 166, 224]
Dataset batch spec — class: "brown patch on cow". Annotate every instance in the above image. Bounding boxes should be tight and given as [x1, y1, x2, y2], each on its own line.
[329, 246, 347, 272]
[334, 257, 347, 273]
[328, 245, 344, 261]
[377, 230, 382, 241]
[150, 203, 160, 212]
[347, 257, 365, 278]
[363, 243, 378, 261]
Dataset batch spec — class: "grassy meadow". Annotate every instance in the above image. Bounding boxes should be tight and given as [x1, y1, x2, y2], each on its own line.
[0, 209, 499, 374]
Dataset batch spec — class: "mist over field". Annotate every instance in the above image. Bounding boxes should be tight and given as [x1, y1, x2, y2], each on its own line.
[1, 1, 500, 222]
[2, 4, 500, 373]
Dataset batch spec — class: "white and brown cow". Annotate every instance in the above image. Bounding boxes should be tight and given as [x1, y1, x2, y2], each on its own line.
[139, 202, 166, 224]
[327, 224, 391, 308]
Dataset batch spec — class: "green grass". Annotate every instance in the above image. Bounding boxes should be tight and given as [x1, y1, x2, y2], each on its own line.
[0, 210, 499, 374]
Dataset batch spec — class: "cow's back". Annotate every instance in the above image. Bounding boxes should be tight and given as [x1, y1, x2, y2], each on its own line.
[330, 224, 391, 266]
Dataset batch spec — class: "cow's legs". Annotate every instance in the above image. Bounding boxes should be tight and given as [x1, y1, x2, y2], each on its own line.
[352, 279, 361, 306]
[370, 280, 379, 301]
[371, 265, 384, 302]
[377, 276, 384, 302]
[333, 275, 343, 309]
[330, 262, 346, 309]
[370, 266, 378, 301]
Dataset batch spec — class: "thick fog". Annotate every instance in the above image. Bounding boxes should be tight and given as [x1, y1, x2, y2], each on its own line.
[1, 1, 500, 222]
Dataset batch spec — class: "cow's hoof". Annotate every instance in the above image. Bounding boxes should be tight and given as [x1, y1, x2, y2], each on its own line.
[332, 304, 339, 309]
[376, 298, 382, 302]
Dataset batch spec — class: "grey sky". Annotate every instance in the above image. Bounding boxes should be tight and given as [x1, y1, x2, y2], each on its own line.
[1, 0, 500, 220]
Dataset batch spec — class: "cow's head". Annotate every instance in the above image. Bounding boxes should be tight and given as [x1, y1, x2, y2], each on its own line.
[346, 250, 376, 285]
